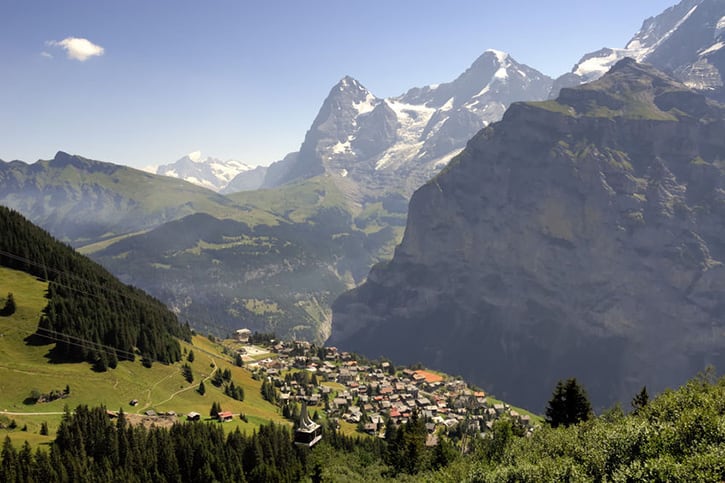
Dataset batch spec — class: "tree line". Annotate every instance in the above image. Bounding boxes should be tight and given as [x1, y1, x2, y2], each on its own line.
[0, 206, 191, 366]
[2, 372, 725, 481]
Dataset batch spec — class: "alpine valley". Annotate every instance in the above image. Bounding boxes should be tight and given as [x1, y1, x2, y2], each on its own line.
[0, 48, 553, 342]
[0, 0, 724, 412]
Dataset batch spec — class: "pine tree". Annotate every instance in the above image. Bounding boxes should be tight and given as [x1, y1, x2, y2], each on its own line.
[210, 402, 221, 418]
[197, 381, 206, 395]
[631, 386, 649, 414]
[187, 350, 195, 363]
[0, 293, 16, 316]
[545, 378, 592, 428]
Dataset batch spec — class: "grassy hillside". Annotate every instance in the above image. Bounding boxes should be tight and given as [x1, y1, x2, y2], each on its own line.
[0, 266, 287, 449]
[86, 175, 407, 342]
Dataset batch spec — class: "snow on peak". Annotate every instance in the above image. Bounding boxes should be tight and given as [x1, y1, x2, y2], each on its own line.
[188, 150, 202, 162]
[338, 76, 364, 92]
[485, 49, 509, 64]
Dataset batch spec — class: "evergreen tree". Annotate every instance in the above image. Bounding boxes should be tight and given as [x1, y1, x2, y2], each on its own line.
[631, 385, 649, 414]
[0, 293, 16, 316]
[198, 381, 206, 395]
[235, 353, 244, 367]
[182, 363, 194, 383]
[210, 402, 221, 418]
[187, 350, 195, 363]
[545, 378, 592, 428]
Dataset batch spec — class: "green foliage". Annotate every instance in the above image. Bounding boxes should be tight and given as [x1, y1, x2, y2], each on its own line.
[187, 349, 195, 363]
[197, 380, 206, 395]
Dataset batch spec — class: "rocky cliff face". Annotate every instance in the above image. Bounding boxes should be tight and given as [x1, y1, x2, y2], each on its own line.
[329, 59, 725, 411]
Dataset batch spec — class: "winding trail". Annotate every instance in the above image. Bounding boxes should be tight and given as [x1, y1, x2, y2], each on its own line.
[152, 357, 218, 408]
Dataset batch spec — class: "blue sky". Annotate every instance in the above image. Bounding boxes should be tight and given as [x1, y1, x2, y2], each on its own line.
[1, 0, 677, 169]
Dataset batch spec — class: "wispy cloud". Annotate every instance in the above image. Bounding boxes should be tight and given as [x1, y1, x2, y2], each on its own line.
[40, 51, 53, 59]
[46, 37, 104, 61]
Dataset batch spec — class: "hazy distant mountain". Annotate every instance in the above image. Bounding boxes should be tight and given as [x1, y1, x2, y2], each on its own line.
[261, 50, 553, 200]
[156, 151, 256, 192]
[0, 151, 240, 244]
[552, 0, 725, 100]
[330, 59, 725, 410]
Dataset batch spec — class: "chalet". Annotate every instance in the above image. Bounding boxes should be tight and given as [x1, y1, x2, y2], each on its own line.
[187, 412, 201, 421]
[217, 411, 234, 422]
[234, 328, 252, 343]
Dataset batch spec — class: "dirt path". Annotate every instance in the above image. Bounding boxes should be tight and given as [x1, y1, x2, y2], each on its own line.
[0, 410, 66, 416]
[152, 357, 218, 408]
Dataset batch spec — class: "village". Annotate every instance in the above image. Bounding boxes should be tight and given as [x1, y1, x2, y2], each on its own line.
[235, 329, 538, 445]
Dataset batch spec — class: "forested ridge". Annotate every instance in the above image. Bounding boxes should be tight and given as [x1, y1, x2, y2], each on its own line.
[0, 206, 190, 366]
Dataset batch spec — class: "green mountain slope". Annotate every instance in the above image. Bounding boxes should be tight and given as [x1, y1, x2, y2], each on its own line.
[0, 206, 190, 364]
[0, 153, 406, 341]
[0, 151, 278, 245]
[89, 175, 406, 341]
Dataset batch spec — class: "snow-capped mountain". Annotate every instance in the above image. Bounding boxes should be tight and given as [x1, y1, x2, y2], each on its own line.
[552, 0, 725, 100]
[155, 151, 255, 191]
[263, 50, 553, 199]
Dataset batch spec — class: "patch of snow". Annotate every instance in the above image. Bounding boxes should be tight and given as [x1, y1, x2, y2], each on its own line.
[574, 49, 631, 79]
[340, 168, 348, 177]
[627, 39, 643, 51]
[701, 41, 725, 56]
[185, 176, 215, 190]
[331, 141, 351, 154]
[353, 91, 377, 115]
[440, 97, 455, 111]
[485, 49, 509, 64]
[432, 149, 462, 170]
[188, 150, 202, 162]
[473, 84, 491, 98]
[164, 169, 178, 177]
[717, 16, 725, 36]
[375, 99, 436, 170]
[494, 67, 509, 80]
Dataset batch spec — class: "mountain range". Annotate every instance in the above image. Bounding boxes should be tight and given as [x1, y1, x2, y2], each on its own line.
[154, 151, 260, 192]
[2, 0, 725, 385]
[155, 50, 553, 196]
[552, 0, 725, 100]
[329, 58, 725, 411]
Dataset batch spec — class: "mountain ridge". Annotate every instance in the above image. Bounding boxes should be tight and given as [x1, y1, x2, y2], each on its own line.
[329, 59, 725, 411]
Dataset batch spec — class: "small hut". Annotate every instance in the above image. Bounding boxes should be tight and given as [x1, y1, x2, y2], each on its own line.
[294, 401, 322, 447]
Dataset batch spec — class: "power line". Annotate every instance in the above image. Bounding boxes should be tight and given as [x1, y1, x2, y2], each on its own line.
[0, 247, 243, 337]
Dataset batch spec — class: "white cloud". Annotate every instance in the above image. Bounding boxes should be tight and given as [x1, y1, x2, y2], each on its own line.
[40, 51, 53, 59]
[46, 37, 104, 61]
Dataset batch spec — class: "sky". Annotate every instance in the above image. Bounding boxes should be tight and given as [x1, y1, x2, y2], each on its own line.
[0, 0, 678, 170]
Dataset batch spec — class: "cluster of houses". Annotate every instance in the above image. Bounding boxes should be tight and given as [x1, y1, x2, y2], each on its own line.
[249, 340, 536, 441]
